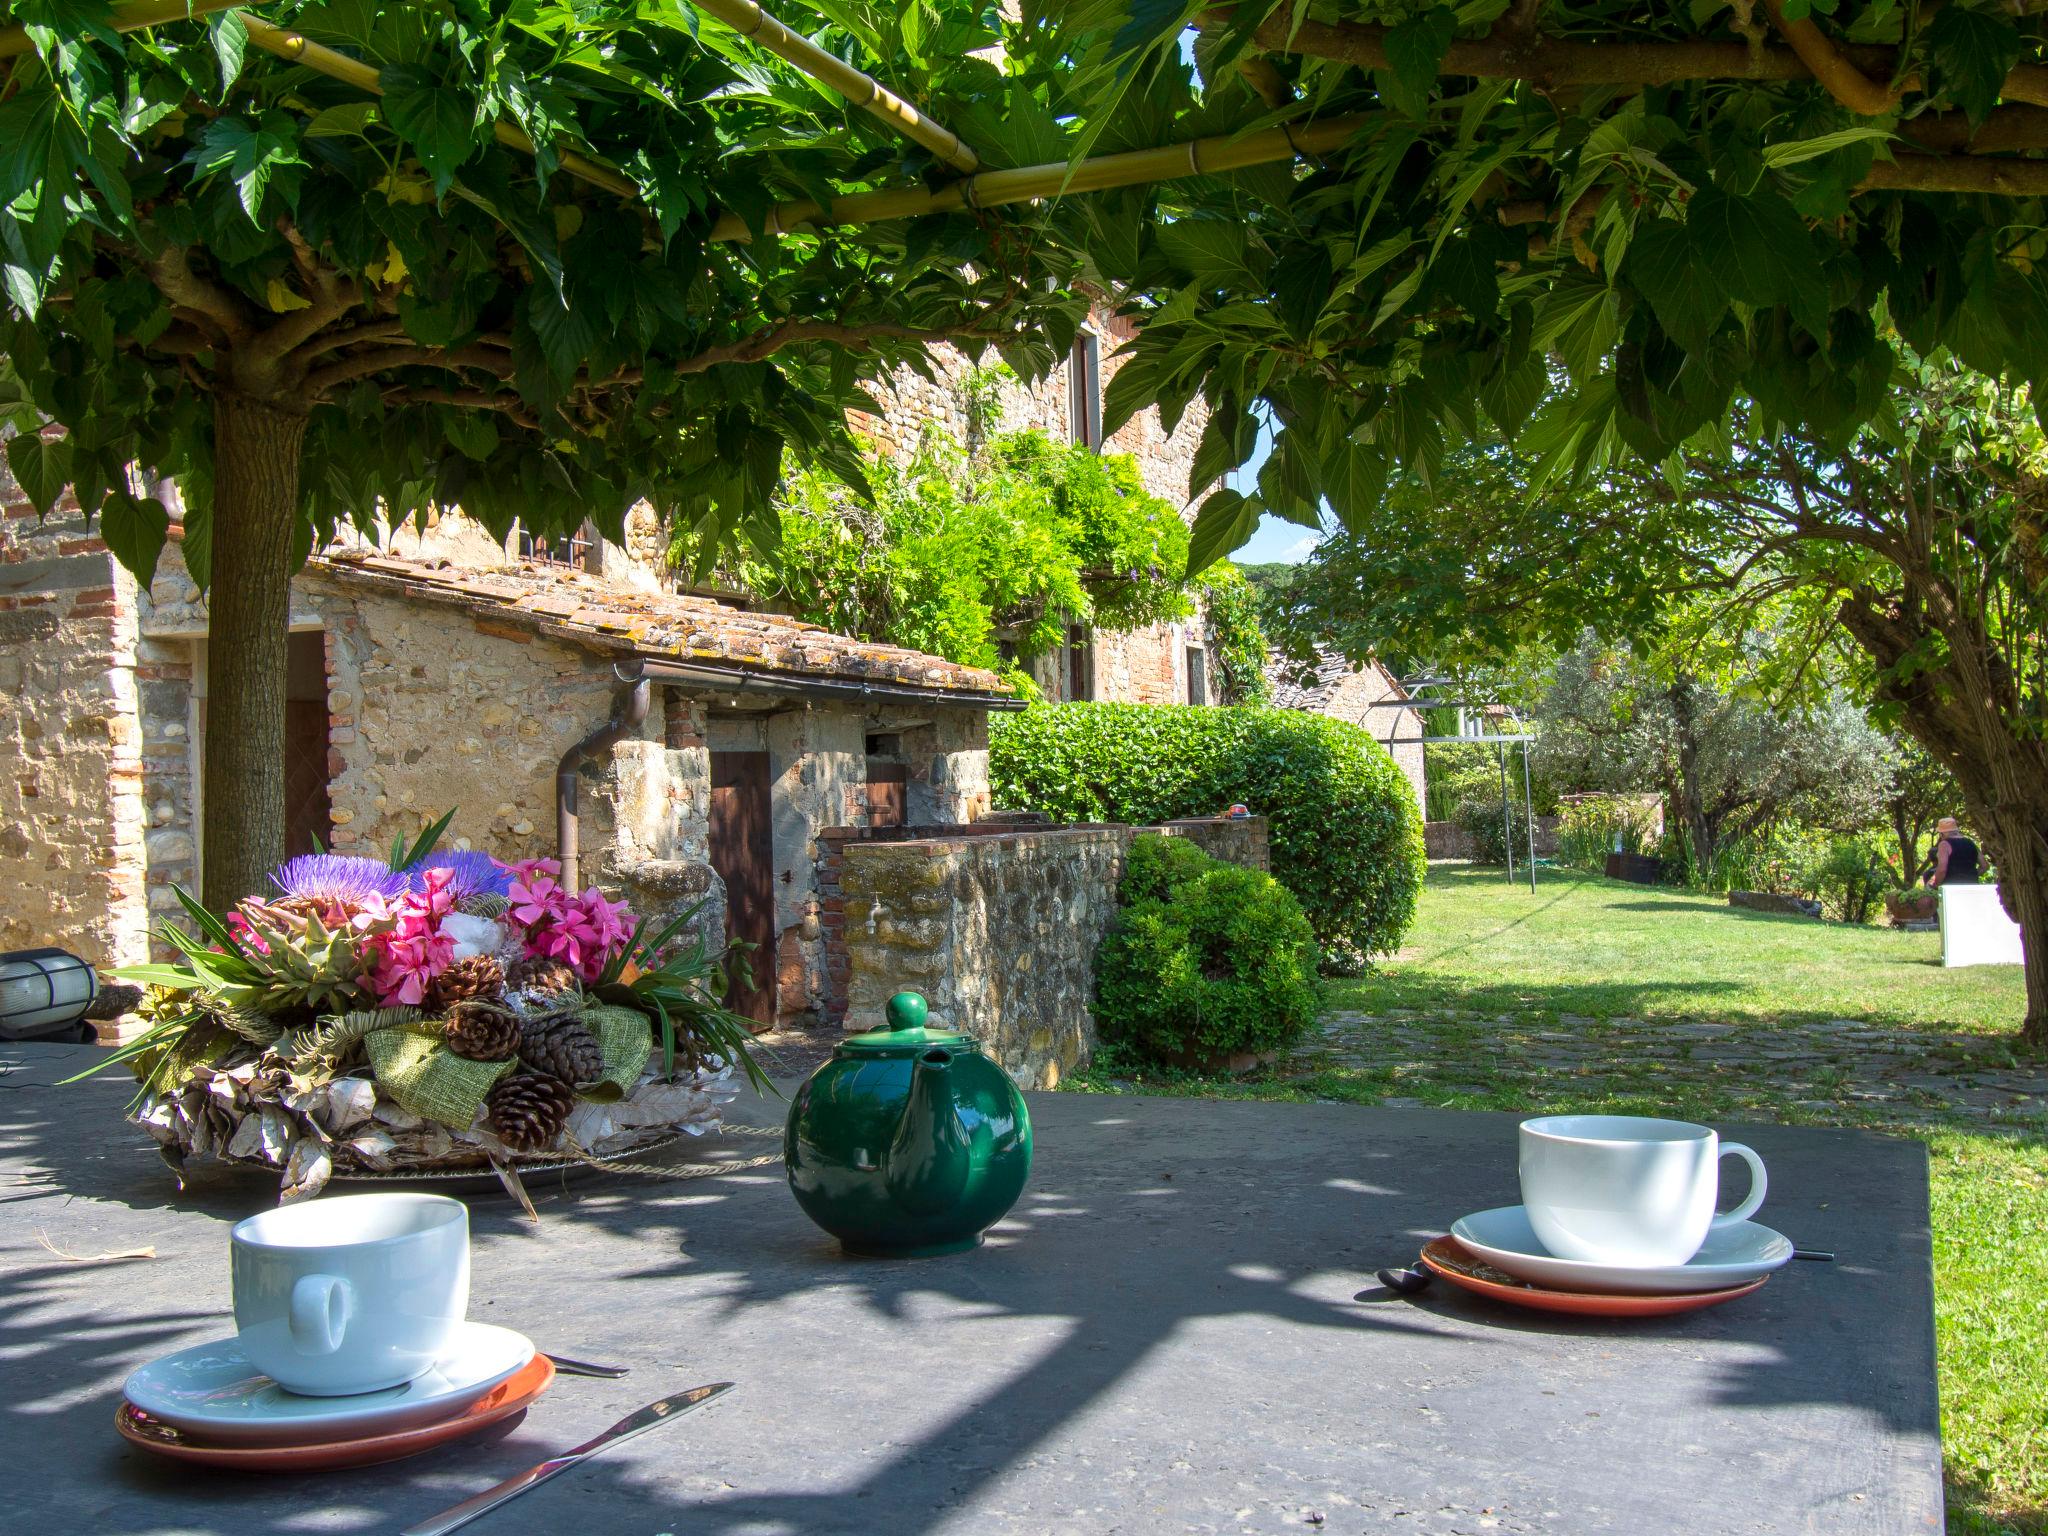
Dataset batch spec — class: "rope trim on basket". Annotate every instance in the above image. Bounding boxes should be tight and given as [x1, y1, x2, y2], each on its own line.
[558, 1122, 785, 1181]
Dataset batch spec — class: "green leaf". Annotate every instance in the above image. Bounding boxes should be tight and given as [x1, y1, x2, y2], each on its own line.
[1688, 184, 1828, 336]
[1157, 220, 1259, 288]
[6, 430, 70, 515]
[304, 101, 381, 139]
[1625, 217, 1731, 351]
[390, 808, 457, 871]
[98, 489, 169, 584]
[1925, 6, 2022, 125]
[1758, 125, 1895, 170]
[185, 116, 304, 224]
[1322, 437, 1388, 531]
[1101, 352, 1160, 439]
[381, 80, 481, 186]
[0, 90, 62, 208]
[207, 10, 247, 101]
[1378, 7, 1457, 119]
[1187, 487, 1258, 575]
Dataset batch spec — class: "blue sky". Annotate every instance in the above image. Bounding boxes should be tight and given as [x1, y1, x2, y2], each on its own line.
[1226, 420, 1326, 564]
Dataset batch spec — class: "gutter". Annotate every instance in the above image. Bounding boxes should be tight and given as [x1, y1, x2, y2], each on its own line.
[556, 660, 653, 894]
[633, 656, 1026, 711]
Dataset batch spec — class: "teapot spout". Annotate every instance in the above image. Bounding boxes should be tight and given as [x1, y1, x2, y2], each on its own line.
[883, 1048, 972, 1216]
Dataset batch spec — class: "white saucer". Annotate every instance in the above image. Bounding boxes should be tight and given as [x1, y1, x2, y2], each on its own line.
[1449, 1206, 1795, 1295]
[122, 1321, 533, 1446]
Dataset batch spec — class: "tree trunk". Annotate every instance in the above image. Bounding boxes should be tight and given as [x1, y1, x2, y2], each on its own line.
[201, 392, 308, 909]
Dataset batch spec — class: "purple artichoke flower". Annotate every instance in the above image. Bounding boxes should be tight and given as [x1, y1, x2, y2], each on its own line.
[406, 850, 514, 903]
[268, 854, 411, 907]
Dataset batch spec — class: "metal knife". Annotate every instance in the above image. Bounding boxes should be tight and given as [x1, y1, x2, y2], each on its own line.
[400, 1382, 736, 1536]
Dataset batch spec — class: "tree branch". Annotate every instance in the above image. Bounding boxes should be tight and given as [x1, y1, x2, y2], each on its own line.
[305, 344, 517, 396]
[144, 244, 259, 347]
[383, 385, 541, 431]
[666, 318, 1019, 380]
[293, 318, 409, 362]
[1760, 0, 1903, 115]
[1214, 7, 2048, 107]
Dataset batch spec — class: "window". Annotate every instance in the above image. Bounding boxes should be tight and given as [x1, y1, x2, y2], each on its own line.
[1066, 624, 1094, 702]
[1068, 331, 1102, 450]
[1186, 646, 1209, 707]
[518, 520, 593, 569]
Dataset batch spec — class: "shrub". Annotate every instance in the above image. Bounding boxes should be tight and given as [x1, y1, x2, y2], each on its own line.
[989, 702, 1426, 964]
[1454, 791, 1531, 866]
[1555, 795, 1660, 871]
[1802, 838, 1889, 924]
[1094, 836, 1321, 1069]
[1119, 832, 1217, 903]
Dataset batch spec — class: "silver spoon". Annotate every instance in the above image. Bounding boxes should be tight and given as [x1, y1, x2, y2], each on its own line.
[542, 1352, 631, 1378]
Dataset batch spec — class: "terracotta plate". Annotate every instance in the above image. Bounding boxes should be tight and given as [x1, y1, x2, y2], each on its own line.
[117, 1354, 554, 1472]
[1420, 1237, 1768, 1318]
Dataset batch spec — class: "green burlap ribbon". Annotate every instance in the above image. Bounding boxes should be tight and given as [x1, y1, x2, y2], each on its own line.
[364, 1003, 653, 1127]
[578, 1004, 654, 1102]
[364, 1027, 515, 1128]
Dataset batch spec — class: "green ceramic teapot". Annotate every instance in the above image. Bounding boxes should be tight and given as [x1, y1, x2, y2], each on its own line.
[784, 991, 1032, 1257]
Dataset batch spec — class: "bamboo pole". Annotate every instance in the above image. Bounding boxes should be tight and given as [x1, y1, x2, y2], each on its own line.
[706, 113, 1368, 241]
[692, 0, 979, 173]
[0, 0, 244, 57]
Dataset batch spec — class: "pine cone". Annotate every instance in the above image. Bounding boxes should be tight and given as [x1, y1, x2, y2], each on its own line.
[519, 1015, 605, 1088]
[431, 953, 505, 1010]
[443, 999, 520, 1062]
[486, 1072, 576, 1152]
[504, 954, 581, 1010]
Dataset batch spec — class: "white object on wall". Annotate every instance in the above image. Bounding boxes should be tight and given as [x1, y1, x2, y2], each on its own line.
[1940, 884, 2024, 968]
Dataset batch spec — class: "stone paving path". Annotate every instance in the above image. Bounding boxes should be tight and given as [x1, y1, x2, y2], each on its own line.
[1291, 1007, 2047, 1134]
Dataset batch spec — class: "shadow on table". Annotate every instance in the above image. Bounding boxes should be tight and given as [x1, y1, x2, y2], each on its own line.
[3, 1059, 1936, 1535]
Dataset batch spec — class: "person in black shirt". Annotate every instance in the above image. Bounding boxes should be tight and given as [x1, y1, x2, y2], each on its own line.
[1896, 817, 1983, 922]
[1928, 818, 1982, 888]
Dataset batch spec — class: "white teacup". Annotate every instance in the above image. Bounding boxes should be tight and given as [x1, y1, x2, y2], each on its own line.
[1519, 1115, 1767, 1268]
[230, 1192, 469, 1396]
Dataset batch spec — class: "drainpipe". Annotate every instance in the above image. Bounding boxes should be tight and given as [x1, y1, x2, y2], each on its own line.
[557, 659, 652, 894]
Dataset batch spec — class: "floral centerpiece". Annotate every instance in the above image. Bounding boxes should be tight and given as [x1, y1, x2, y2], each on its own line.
[97, 813, 767, 1204]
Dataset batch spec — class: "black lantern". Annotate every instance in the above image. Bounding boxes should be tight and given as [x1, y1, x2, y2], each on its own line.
[0, 949, 100, 1041]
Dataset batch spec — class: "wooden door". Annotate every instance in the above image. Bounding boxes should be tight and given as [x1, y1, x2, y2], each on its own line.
[709, 750, 776, 1028]
[866, 761, 907, 829]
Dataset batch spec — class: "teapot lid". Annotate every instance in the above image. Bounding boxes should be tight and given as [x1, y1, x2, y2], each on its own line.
[838, 991, 974, 1058]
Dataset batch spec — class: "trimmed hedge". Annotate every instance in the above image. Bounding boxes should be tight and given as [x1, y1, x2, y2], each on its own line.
[1094, 835, 1322, 1069]
[989, 702, 1426, 963]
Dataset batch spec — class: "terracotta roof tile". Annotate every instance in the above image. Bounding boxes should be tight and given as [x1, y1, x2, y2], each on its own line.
[310, 550, 1015, 703]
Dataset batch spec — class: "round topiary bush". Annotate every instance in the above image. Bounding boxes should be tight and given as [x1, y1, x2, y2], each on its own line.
[989, 702, 1426, 964]
[1094, 835, 1322, 1070]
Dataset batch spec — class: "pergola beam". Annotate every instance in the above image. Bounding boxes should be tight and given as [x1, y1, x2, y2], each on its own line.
[692, 0, 979, 173]
[1211, 8, 2048, 110]
[704, 114, 1369, 242]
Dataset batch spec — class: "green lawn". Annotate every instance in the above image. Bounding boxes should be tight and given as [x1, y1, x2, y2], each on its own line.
[1073, 865, 2047, 1535]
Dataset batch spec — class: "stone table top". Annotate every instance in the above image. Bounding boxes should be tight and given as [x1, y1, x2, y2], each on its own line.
[1, 1045, 1941, 1535]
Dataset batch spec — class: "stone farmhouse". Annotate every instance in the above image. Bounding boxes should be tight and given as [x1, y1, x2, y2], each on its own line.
[0, 305, 1264, 1082]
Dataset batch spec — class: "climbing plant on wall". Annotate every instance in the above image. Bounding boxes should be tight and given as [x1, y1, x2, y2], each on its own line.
[711, 428, 1227, 690]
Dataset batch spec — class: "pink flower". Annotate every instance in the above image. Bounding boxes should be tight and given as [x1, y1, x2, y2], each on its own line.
[577, 889, 635, 954]
[508, 869, 571, 931]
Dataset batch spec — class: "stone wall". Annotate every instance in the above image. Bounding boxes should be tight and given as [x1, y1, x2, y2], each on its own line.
[0, 473, 150, 969]
[1424, 816, 1561, 861]
[833, 816, 1270, 1085]
[838, 825, 1129, 1089]
[852, 307, 1212, 508]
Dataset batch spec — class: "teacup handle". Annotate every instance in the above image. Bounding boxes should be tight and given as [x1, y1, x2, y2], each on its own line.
[1710, 1143, 1767, 1229]
[288, 1273, 354, 1355]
